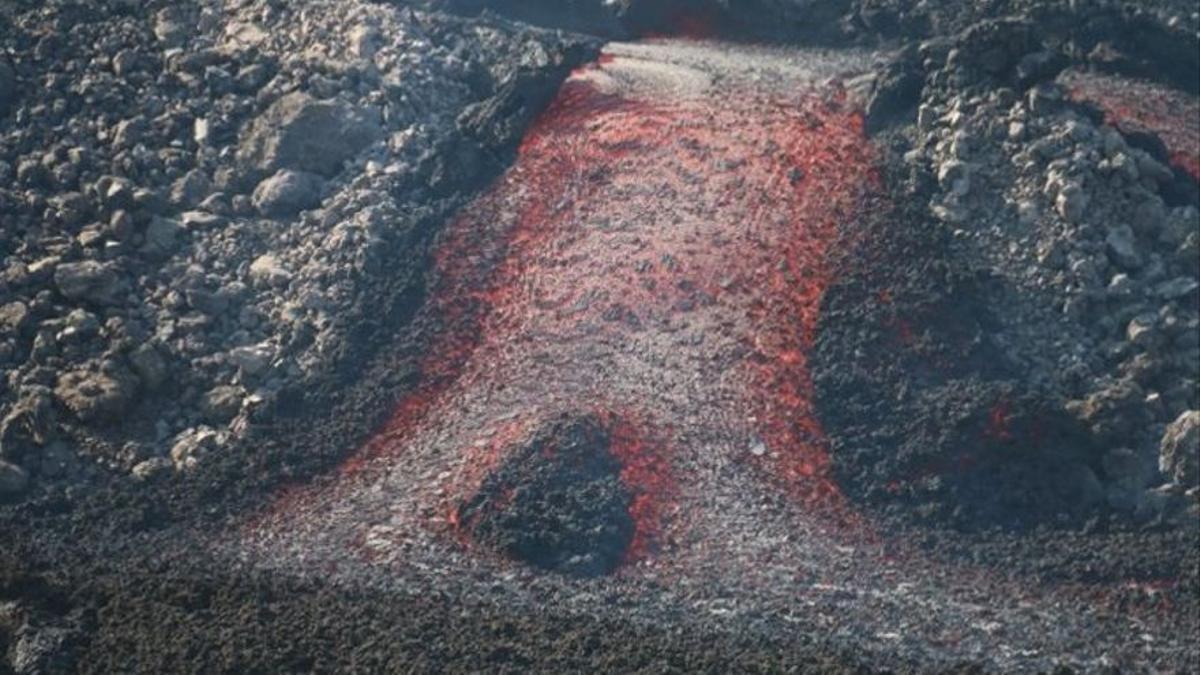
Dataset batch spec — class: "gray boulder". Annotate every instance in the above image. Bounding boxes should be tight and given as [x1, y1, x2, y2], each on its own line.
[54, 369, 138, 423]
[54, 261, 124, 306]
[252, 169, 325, 217]
[141, 216, 182, 259]
[0, 301, 31, 336]
[238, 92, 383, 178]
[1160, 410, 1199, 486]
[1105, 225, 1143, 271]
[169, 426, 222, 472]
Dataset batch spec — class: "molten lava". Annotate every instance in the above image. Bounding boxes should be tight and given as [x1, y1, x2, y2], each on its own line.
[255, 43, 881, 575]
[1062, 69, 1200, 182]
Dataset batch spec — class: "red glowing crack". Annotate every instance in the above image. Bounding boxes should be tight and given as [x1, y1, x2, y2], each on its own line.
[1062, 69, 1200, 182]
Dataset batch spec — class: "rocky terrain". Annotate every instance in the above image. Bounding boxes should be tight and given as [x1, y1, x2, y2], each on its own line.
[816, 9, 1200, 533]
[0, 0, 596, 499]
[0, 0, 1197, 672]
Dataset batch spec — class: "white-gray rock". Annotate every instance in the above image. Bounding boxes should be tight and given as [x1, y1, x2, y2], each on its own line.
[1126, 313, 1159, 349]
[169, 426, 223, 472]
[1160, 410, 1199, 486]
[252, 169, 325, 217]
[249, 254, 292, 288]
[54, 369, 138, 422]
[131, 457, 171, 481]
[1055, 182, 1089, 223]
[937, 160, 971, 196]
[228, 342, 275, 376]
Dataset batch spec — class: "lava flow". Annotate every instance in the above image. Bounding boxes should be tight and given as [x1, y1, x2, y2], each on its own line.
[1061, 68, 1200, 182]
[235, 42, 1197, 667]
[246, 41, 882, 577]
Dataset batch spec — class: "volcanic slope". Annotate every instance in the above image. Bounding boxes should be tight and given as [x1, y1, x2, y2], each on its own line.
[235, 40, 1198, 670]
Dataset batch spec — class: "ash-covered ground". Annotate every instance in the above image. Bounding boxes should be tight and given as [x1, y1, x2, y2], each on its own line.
[1, 0, 1198, 672]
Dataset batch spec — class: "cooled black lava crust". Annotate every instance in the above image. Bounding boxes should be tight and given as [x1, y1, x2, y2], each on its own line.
[458, 414, 634, 578]
[811, 160, 1116, 533]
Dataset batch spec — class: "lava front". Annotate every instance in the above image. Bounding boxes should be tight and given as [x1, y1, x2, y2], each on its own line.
[236, 40, 1194, 669]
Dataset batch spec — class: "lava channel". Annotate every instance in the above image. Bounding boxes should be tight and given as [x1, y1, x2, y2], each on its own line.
[243, 40, 883, 578]
[233, 42, 1198, 668]
[244, 41, 883, 578]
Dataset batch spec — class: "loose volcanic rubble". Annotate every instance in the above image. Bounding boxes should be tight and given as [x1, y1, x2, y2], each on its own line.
[0, 1, 596, 496]
[837, 14, 1200, 529]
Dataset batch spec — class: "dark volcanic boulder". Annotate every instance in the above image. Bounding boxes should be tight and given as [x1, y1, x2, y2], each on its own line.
[457, 413, 634, 578]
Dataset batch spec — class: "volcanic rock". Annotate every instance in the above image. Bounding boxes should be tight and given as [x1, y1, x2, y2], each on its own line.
[129, 456, 170, 481]
[0, 460, 29, 496]
[1055, 182, 1089, 223]
[54, 370, 138, 423]
[248, 254, 292, 288]
[128, 344, 169, 391]
[154, 7, 189, 47]
[141, 217, 182, 260]
[0, 388, 55, 460]
[201, 385, 244, 423]
[228, 343, 274, 376]
[1160, 410, 1199, 486]
[1067, 379, 1147, 440]
[251, 170, 325, 217]
[171, 170, 211, 208]
[169, 426, 222, 472]
[1126, 313, 1160, 349]
[0, 301, 31, 336]
[1105, 225, 1143, 271]
[53, 261, 123, 306]
[237, 92, 383, 178]
[1154, 277, 1199, 300]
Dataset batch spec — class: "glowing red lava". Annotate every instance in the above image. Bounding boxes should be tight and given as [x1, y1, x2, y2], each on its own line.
[261, 44, 881, 573]
[1061, 69, 1200, 182]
